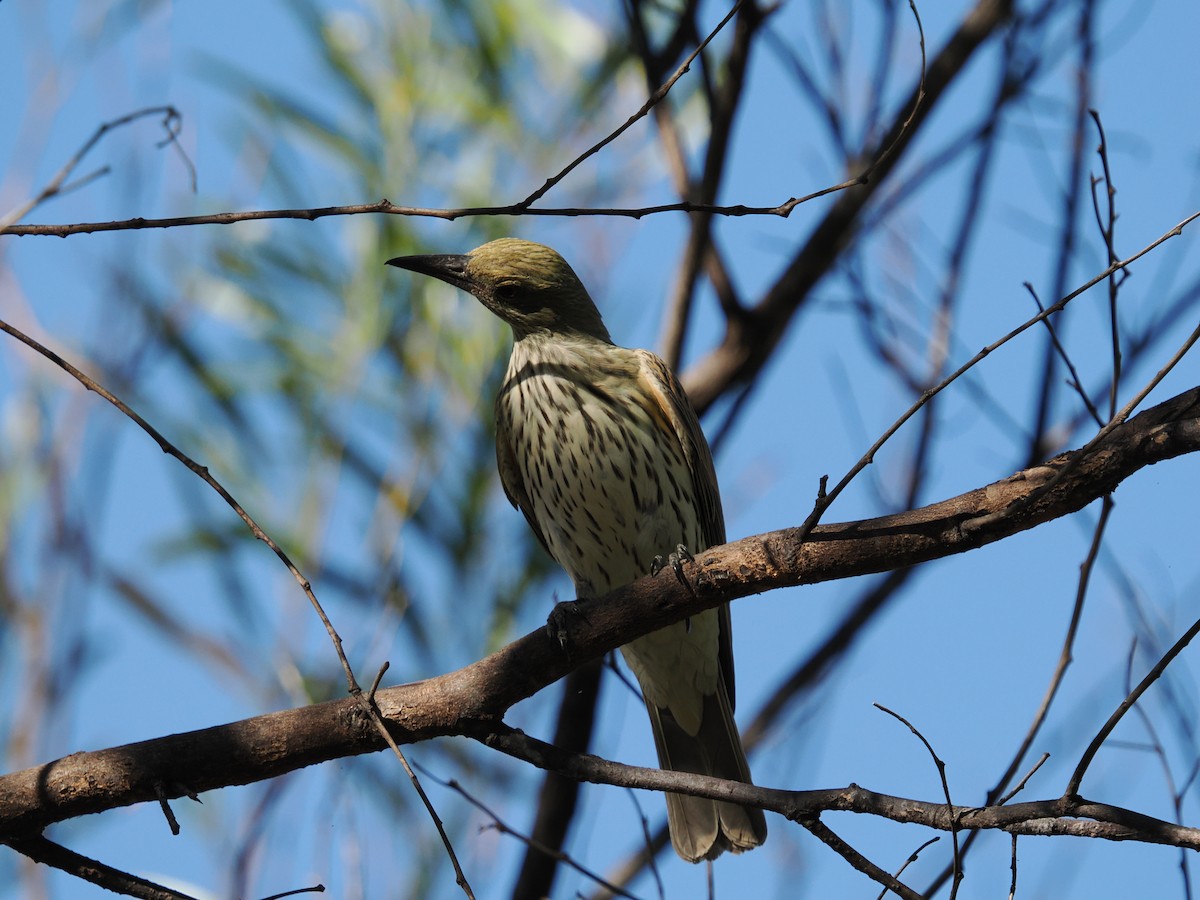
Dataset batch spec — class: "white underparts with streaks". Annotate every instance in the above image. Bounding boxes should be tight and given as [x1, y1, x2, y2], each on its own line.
[499, 333, 719, 735]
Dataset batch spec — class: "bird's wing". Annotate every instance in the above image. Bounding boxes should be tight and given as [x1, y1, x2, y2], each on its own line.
[494, 397, 555, 558]
[632, 351, 726, 547]
[633, 350, 737, 707]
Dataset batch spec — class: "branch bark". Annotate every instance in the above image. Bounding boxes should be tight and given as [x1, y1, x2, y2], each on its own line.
[484, 730, 1200, 852]
[1, 384, 1197, 836]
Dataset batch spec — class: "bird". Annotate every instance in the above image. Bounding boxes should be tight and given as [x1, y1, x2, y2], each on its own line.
[387, 238, 767, 862]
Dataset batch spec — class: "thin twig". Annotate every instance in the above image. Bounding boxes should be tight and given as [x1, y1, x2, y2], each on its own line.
[0, 192, 865, 238]
[257, 886, 327, 900]
[0, 106, 194, 230]
[998, 753, 1051, 807]
[418, 763, 638, 900]
[1008, 833, 1018, 900]
[1067, 613, 1200, 796]
[859, 0, 927, 181]
[152, 780, 182, 836]
[875, 704, 962, 896]
[1126, 652, 1193, 900]
[0, 320, 356, 687]
[876, 836, 940, 900]
[518, 0, 746, 209]
[803, 818, 924, 900]
[629, 793, 667, 900]
[1088, 110, 1123, 419]
[1025, 281, 1104, 426]
[368, 661, 390, 704]
[798, 208, 1200, 550]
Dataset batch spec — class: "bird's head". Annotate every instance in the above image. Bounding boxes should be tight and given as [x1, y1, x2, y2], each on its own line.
[387, 238, 612, 342]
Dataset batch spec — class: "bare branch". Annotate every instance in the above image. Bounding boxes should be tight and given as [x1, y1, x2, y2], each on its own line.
[0, 835, 198, 900]
[1067, 611, 1200, 797]
[875, 704, 962, 896]
[421, 762, 636, 900]
[803, 818, 924, 900]
[0, 106, 194, 231]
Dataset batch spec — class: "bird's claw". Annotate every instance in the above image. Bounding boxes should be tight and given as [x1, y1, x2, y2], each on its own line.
[546, 600, 589, 650]
[669, 544, 694, 581]
[651, 544, 698, 598]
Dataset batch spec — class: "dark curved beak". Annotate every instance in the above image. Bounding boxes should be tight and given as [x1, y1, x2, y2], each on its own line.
[386, 253, 474, 294]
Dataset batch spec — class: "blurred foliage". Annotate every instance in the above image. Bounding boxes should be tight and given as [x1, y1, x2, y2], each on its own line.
[145, 0, 649, 680]
[0, 0, 654, 892]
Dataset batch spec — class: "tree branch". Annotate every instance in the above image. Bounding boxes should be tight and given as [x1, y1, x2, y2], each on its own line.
[0, 834, 200, 899]
[1, 384, 1196, 835]
[487, 728, 1200, 852]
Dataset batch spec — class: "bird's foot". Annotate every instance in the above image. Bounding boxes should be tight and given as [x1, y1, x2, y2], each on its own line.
[650, 544, 698, 599]
[546, 599, 590, 650]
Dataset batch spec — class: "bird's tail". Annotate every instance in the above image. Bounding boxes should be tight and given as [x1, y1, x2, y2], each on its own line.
[645, 676, 768, 862]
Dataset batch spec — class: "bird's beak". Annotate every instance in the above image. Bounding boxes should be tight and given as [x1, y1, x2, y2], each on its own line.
[386, 253, 474, 293]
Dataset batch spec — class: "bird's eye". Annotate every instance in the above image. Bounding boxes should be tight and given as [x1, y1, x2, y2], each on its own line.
[495, 283, 519, 302]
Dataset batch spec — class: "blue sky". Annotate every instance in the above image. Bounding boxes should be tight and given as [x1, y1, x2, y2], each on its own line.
[3, 1, 1200, 898]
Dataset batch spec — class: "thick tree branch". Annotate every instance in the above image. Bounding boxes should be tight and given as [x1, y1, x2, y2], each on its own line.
[1, 385, 1197, 835]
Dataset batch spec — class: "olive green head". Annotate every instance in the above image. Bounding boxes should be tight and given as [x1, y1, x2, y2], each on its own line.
[387, 238, 611, 342]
